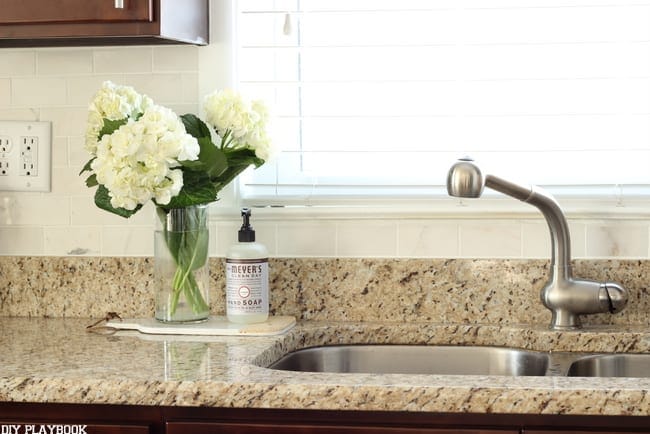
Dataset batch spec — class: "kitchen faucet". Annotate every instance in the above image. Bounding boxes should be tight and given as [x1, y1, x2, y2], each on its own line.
[446, 157, 627, 330]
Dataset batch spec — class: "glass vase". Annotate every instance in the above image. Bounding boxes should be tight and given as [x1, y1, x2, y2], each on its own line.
[154, 205, 210, 323]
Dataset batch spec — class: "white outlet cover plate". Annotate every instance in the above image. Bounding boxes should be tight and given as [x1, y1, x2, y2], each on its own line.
[0, 120, 51, 192]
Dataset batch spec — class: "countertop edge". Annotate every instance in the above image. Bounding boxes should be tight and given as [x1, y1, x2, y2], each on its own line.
[2, 318, 650, 416]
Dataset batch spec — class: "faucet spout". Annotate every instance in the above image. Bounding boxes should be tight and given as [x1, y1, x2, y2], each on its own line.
[446, 158, 628, 330]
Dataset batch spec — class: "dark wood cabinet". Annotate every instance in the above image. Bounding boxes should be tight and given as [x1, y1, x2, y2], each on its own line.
[0, 403, 161, 434]
[166, 422, 517, 434]
[525, 431, 650, 434]
[2, 403, 650, 434]
[0, 0, 208, 47]
[0, 423, 149, 434]
[0, 0, 153, 25]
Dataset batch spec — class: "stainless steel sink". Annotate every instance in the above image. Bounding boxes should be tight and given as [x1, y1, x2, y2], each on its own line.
[567, 354, 650, 378]
[268, 345, 551, 376]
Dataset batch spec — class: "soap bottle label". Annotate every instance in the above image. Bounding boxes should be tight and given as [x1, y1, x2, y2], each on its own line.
[226, 258, 269, 315]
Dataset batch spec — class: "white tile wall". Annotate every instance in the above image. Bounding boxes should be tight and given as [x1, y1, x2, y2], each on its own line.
[459, 220, 522, 258]
[585, 222, 650, 258]
[336, 221, 398, 257]
[0, 52, 34, 75]
[37, 50, 93, 75]
[94, 48, 152, 73]
[277, 221, 337, 257]
[0, 226, 43, 255]
[398, 220, 459, 258]
[0, 45, 648, 259]
[0, 46, 200, 257]
[44, 226, 101, 256]
[0, 80, 10, 106]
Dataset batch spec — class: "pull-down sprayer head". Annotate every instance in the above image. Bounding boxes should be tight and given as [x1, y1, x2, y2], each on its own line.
[446, 157, 485, 198]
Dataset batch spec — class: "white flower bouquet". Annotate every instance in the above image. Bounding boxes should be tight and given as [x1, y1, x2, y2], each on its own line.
[80, 81, 272, 319]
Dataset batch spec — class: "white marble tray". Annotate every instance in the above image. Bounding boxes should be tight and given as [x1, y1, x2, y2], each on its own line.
[106, 315, 296, 336]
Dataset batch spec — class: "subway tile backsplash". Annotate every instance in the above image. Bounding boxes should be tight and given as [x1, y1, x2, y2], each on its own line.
[0, 45, 648, 259]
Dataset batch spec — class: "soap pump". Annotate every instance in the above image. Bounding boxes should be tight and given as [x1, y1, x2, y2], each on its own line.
[225, 208, 269, 324]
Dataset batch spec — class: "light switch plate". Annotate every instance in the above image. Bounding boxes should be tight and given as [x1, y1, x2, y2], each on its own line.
[0, 121, 51, 192]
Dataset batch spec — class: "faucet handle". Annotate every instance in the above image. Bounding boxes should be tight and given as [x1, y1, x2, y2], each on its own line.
[600, 282, 628, 313]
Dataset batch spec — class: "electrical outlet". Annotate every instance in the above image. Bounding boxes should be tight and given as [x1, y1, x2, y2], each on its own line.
[0, 159, 9, 176]
[0, 121, 51, 192]
[20, 136, 38, 177]
[0, 136, 11, 155]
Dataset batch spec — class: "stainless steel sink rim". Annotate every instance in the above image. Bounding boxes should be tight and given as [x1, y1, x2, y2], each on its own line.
[264, 345, 650, 378]
[566, 353, 650, 378]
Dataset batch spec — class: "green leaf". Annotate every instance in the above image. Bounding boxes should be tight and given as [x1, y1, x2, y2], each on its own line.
[208, 148, 265, 191]
[166, 228, 210, 314]
[200, 137, 228, 178]
[99, 118, 128, 138]
[175, 227, 209, 272]
[94, 185, 141, 218]
[179, 114, 228, 179]
[85, 174, 98, 188]
[181, 113, 212, 139]
[224, 148, 265, 169]
[79, 158, 95, 176]
[160, 171, 218, 209]
[180, 137, 228, 179]
[179, 159, 204, 170]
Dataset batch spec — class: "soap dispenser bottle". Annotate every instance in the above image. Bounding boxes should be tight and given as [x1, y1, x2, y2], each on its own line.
[225, 208, 269, 324]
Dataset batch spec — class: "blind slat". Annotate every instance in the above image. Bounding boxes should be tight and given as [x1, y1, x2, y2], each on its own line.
[237, 1, 650, 201]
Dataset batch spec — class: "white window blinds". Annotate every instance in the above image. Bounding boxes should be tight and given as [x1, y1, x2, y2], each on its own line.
[236, 1, 650, 204]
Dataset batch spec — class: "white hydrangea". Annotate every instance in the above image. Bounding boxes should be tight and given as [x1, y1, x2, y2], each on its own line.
[85, 81, 153, 155]
[248, 99, 273, 161]
[90, 105, 200, 210]
[203, 89, 273, 161]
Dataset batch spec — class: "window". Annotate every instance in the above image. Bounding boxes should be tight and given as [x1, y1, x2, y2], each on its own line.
[236, 1, 650, 208]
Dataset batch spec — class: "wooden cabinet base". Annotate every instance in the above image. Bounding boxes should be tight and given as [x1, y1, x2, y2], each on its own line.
[1, 403, 650, 434]
[166, 422, 517, 434]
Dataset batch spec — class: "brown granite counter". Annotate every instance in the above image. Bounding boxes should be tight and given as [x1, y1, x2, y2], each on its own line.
[1, 317, 650, 416]
[2, 257, 649, 326]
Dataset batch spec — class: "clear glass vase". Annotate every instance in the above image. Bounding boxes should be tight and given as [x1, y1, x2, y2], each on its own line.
[154, 205, 210, 323]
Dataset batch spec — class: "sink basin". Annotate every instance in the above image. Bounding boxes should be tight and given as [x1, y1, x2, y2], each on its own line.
[268, 345, 550, 376]
[567, 354, 650, 378]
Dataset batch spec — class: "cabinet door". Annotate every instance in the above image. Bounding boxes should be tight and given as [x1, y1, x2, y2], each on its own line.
[0, 0, 153, 24]
[167, 422, 518, 434]
[0, 422, 150, 434]
[0, 0, 207, 46]
[525, 430, 650, 434]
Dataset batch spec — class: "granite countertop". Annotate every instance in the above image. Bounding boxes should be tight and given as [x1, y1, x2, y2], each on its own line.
[1, 317, 650, 415]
